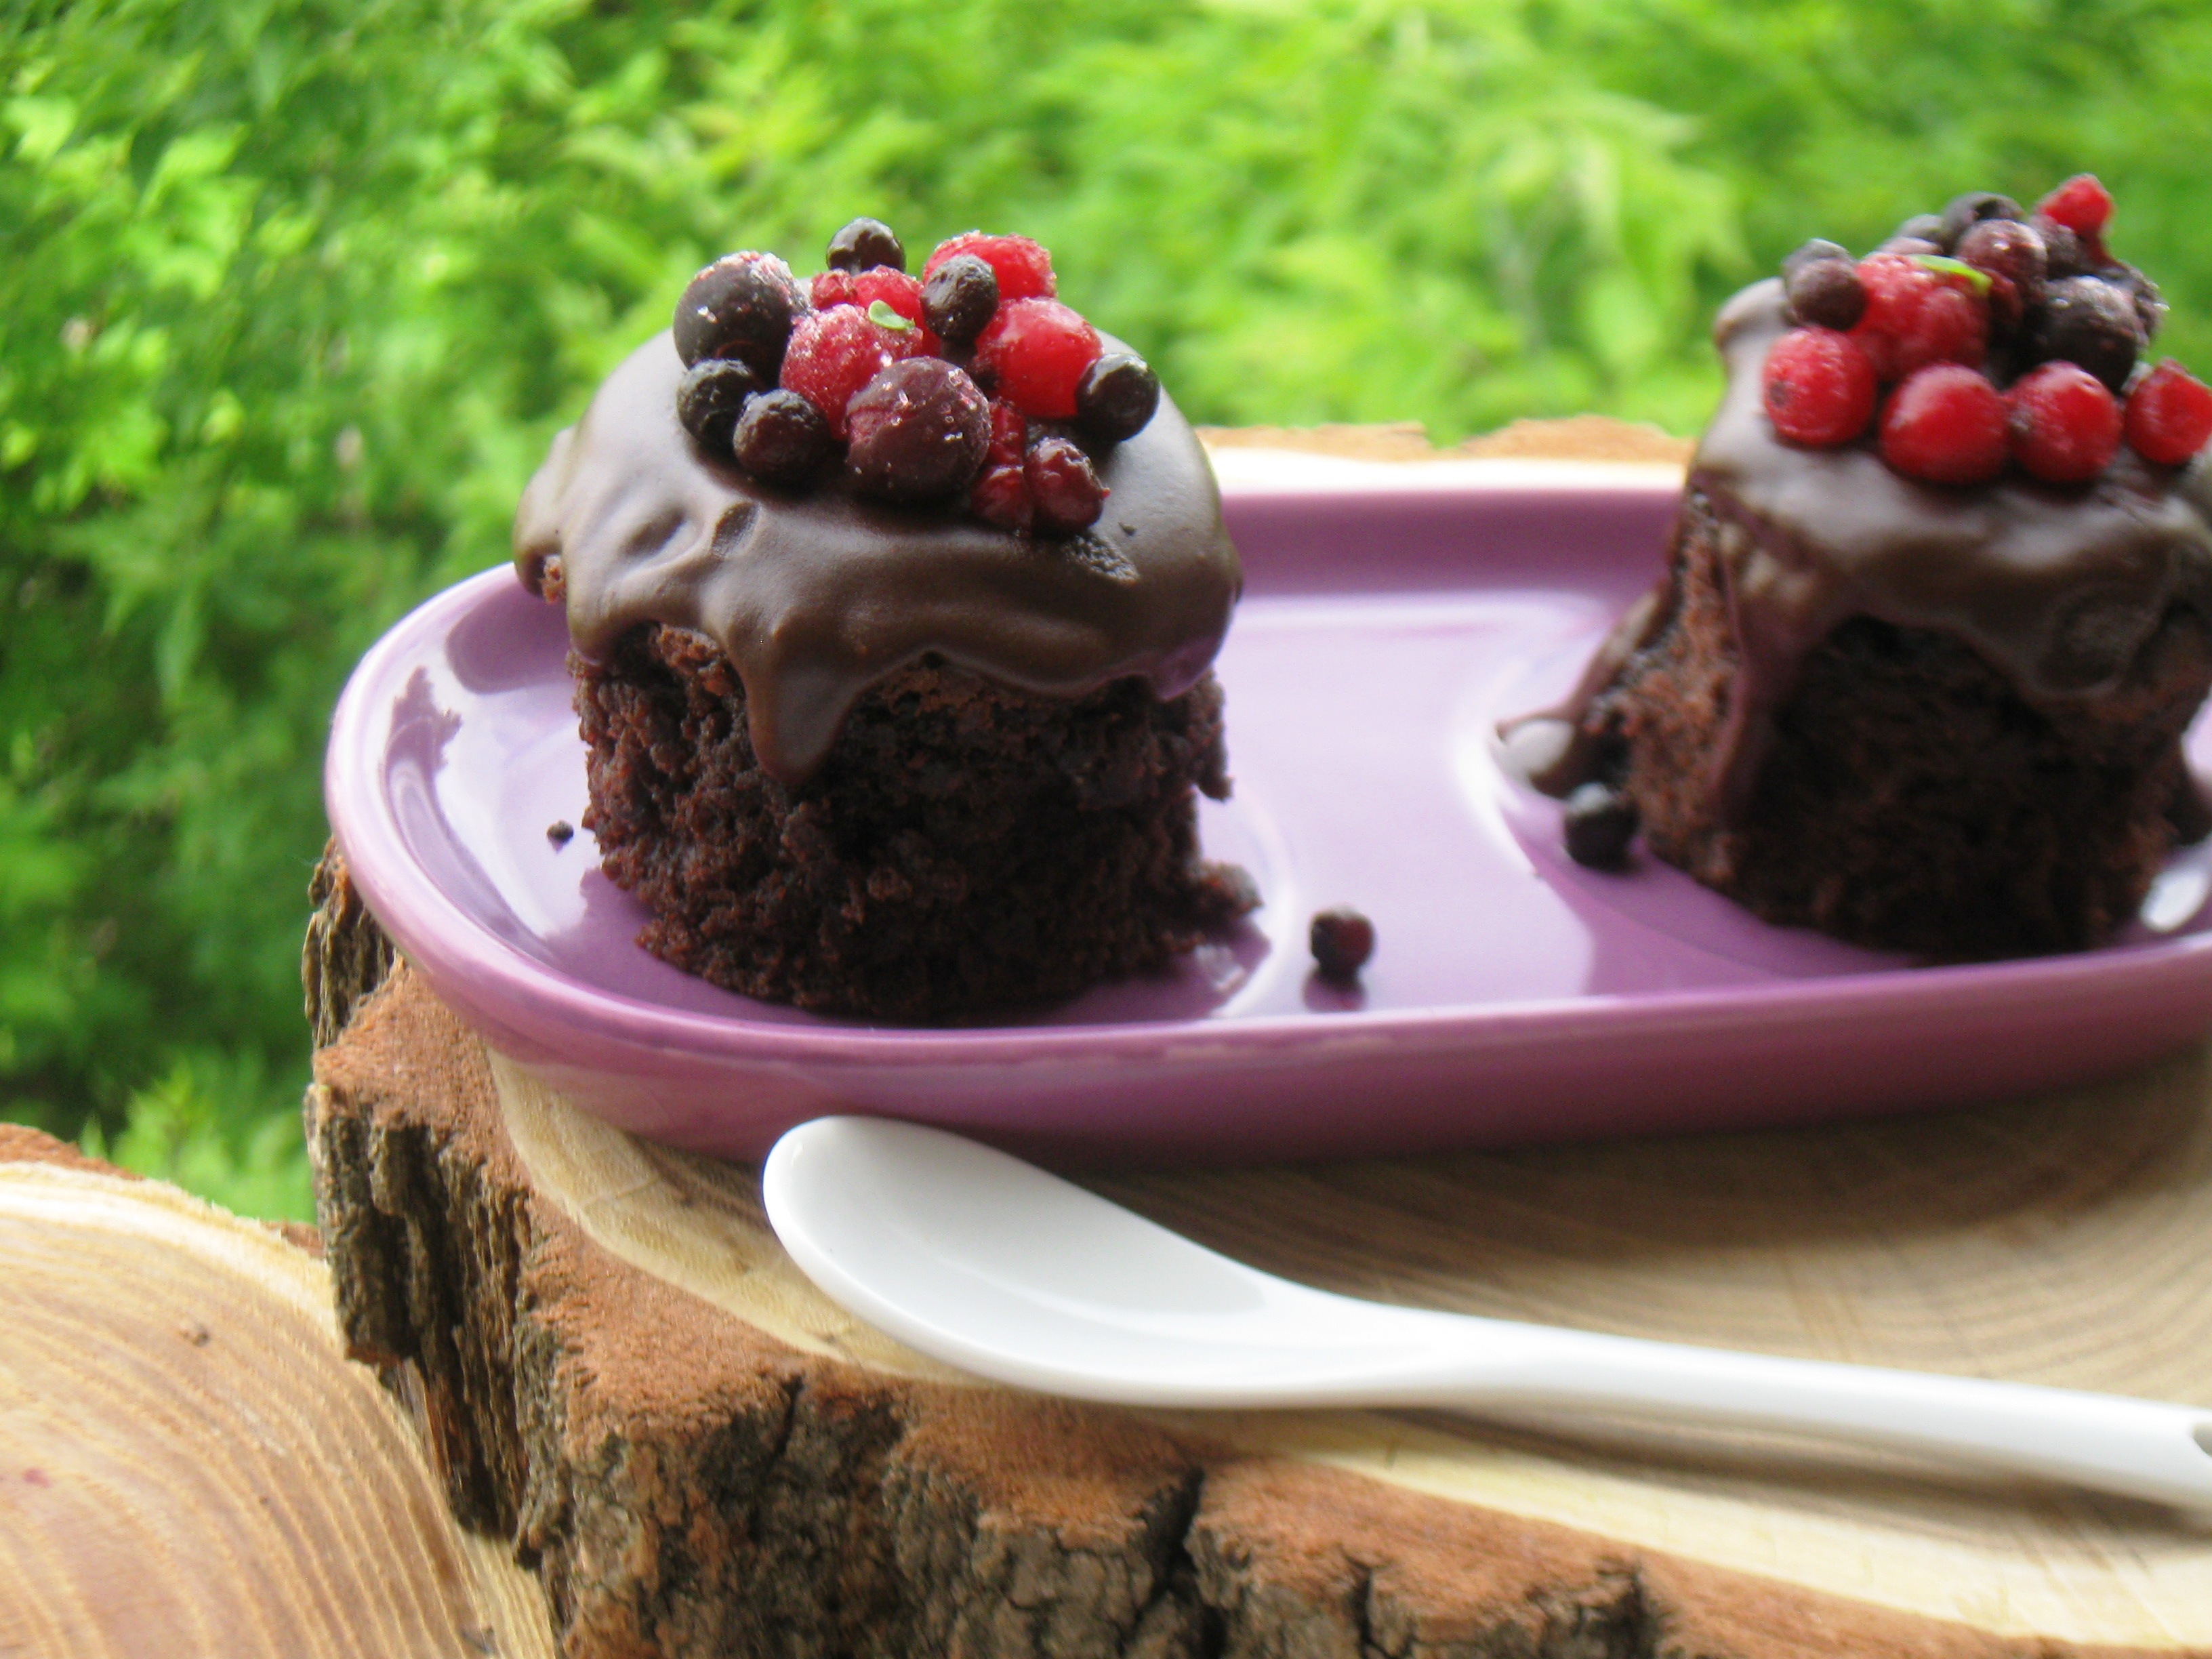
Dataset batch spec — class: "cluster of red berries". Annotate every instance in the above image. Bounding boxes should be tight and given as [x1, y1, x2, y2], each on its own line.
[1759, 176, 2212, 486]
[671, 220, 1160, 537]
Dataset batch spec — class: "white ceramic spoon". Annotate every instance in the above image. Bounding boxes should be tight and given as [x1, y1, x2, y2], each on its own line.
[762, 1115, 2212, 1511]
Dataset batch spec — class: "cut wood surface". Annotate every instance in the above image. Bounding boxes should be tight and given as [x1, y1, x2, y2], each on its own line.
[308, 867, 2212, 1659]
[300, 422, 2212, 1657]
[0, 1126, 554, 1659]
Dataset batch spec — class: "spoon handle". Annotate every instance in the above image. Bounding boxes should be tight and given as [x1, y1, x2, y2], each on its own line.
[1447, 1319, 2212, 1509]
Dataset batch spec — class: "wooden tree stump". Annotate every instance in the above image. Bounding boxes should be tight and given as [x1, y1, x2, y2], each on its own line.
[304, 849, 2212, 1659]
[0, 1124, 552, 1658]
[300, 425, 2212, 1657]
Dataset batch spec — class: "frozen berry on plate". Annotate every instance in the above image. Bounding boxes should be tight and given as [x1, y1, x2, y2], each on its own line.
[2124, 360, 2212, 466]
[969, 461, 1032, 531]
[921, 253, 1000, 347]
[2037, 174, 2114, 241]
[825, 216, 905, 273]
[973, 298, 1102, 419]
[1025, 435, 1107, 533]
[1879, 363, 2010, 484]
[1783, 258, 1866, 331]
[2033, 276, 2143, 394]
[1851, 252, 1987, 382]
[924, 232, 1057, 302]
[734, 389, 834, 485]
[845, 359, 992, 504]
[1938, 191, 2024, 251]
[674, 251, 809, 377]
[1308, 907, 1375, 981]
[676, 356, 763, 455]
[1763, 327, 1877, 447]
[1076, 352, 1162, 443]
[779, 304, 925, 438]
[1563, 783, 1638, 869]
[1782, 238, 1853, 282]
[2007, 361, 2121, 484]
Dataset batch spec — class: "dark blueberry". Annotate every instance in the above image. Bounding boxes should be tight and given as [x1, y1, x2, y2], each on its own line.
[1938, 191, 2024, 251]
[1025, 436, 1107, 534]
[1309, 907, 1375, 983]
[2032, 213, 2095, 279]
[674, 251, 809, 377]
[826, 217, 905, 274]
[1781, 239, 1853, 282]
[920, 253, 999, 347]
[675, 356, 763, 455]
[1877, 235, 1942, 258]
[1075, 352, 1162, 443]
[733, 389, 834, 486]
[1783, 258, 1866, 331]
[1954, 219, 2047, 302]
[1563, 782, 1638, 869]
[1892, 213, 1946, 247]
[2033, 276, 2144, 394]
[546, 819, 574, 845]
[2102, 260, 2167, 340]
[844, 359, 991, 503]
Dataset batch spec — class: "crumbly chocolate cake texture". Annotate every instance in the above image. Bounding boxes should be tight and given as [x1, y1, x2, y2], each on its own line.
[1522, 272, 2212, 958]
[574, 629, 1252, 1021]
[516, 225, 1252, 1019]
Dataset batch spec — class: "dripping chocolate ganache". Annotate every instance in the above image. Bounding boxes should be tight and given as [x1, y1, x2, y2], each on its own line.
[1511, 176, 2212, 957]
[516, 219, 1254, 1019]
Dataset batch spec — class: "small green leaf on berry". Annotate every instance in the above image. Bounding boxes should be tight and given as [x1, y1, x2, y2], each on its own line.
[1914, 255, 1992, 295]
[867, 299, 914, 333]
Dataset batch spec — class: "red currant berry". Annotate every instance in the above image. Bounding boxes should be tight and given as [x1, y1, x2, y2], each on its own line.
[2036, 175, 2114, 241]
[779, 306, 925, 438]
[969, 462, 1033, 531]
[972, 298, 1102, 419]
[1025, 436, 1107, 533]
[984, 398, 1027, 468]
[2124, 360, 2212, 466]
[811, 270, 860, 310]
[1879, 363, 2009, 485]
[924, 232, 1056, 301]
[1762, 327, 1877, 447]
[2006, 361, 2121, 484]
[1850, 253, 1988, 383]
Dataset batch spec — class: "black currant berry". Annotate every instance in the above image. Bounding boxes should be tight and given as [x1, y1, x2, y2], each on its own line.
[1781, 239, 1853, 283]
[733, 390, 834, 486]
[675, 356, 762, 455]
[2034, 276, 2144, 394]
[2102, 261, 2166, 341]
[1563, 783, 1638, 869]
[1938, 191, 2024, 251]
[921, 253, 999, 347]
[674, 251, 809, 377]
[1954, 219, 2047, 302]
[1784, 259, 1866, 331]
[1025, 436, 1106, 534]
[825, 217, 905, 274]
[1309, 908, 1375, 983]
[844, 359, 991, 503]
[1075, 353, 1161, 443]
[2033, 214, 2096, 279]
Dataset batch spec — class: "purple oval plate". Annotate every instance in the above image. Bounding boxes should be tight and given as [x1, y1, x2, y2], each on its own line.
[326, 468, 2212, 1164]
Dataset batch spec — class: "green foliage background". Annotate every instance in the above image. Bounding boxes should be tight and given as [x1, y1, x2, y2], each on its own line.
[5, 0, 2211, 1217]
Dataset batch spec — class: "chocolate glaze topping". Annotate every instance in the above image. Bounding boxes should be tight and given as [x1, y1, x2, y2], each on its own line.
[514, 331, 1241, 783]
[1529, 278, 2212, 814]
